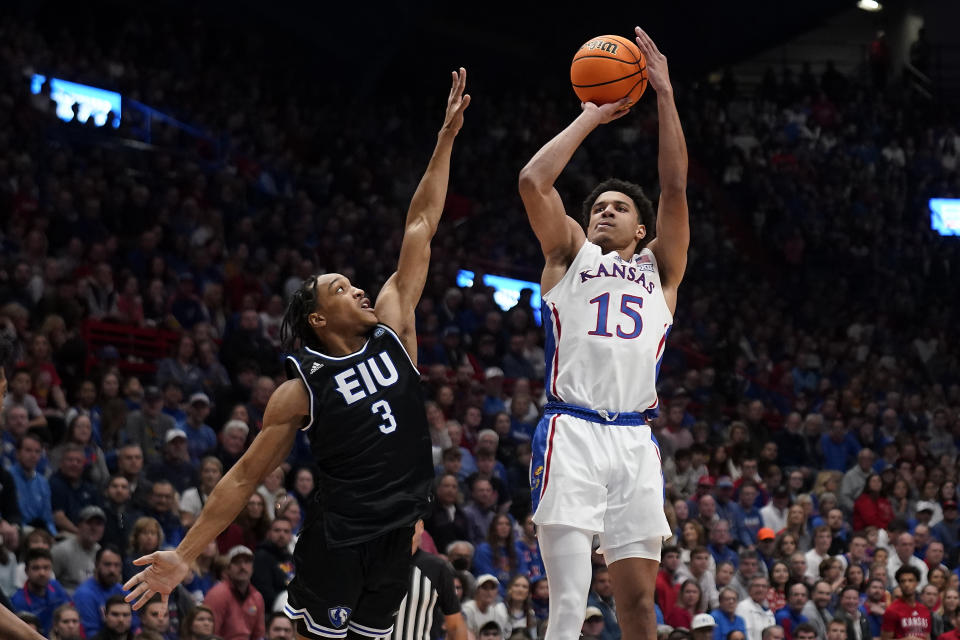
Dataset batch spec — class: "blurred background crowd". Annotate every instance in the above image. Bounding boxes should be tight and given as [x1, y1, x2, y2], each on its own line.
[1, 3, 959, 640]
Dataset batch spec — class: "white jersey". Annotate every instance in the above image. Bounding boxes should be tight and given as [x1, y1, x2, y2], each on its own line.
[541, 240, 673, 416]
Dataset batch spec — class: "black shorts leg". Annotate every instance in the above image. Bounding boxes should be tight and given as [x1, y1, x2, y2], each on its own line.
[348, 526, 415, 639]
[285, 529, 364, 639]
[285, 523, 415, 640]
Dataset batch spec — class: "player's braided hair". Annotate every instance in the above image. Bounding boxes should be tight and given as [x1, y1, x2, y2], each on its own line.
[280, 277, 323, 352]
[580, 178, 656, 249]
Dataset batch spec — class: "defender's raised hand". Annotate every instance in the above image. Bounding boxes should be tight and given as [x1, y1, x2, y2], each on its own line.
[635, 26, 672, 94]
[441, 67, 471, 137]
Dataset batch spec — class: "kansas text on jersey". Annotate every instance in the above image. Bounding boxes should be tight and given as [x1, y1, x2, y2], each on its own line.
[285, 324, 434, 547]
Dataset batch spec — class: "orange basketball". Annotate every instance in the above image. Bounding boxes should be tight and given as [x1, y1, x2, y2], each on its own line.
[571, 35, 648, 107]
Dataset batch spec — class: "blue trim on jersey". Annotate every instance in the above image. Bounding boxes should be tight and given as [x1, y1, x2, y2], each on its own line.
[529, 414, 552, 514]
[542, 300, 558, 402]
[653, 325, 672, 382]
[543, 402, 652, 425]
[643, 324, 673, 421]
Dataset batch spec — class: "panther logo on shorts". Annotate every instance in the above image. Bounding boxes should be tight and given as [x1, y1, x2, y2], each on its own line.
[328, 607, 351, 628]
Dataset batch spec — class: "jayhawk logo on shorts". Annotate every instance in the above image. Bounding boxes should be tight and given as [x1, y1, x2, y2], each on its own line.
[531, 465, 544, 489]
[328, 606, 351, 628]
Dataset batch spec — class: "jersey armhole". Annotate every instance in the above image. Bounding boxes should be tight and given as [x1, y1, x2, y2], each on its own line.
[284, 355, 316, 432]
[541, 240, 597, 299]
[375, 323, 420, 375]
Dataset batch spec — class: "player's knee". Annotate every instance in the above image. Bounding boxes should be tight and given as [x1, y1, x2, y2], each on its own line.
[618, 590, 656, 618]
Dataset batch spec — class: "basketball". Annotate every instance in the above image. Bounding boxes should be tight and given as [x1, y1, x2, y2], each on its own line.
[570, 35, 647, 107]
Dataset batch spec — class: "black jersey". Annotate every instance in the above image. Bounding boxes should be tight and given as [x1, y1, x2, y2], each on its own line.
[285, 323, 434, 547]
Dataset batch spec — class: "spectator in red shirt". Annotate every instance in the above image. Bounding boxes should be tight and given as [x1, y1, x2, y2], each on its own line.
[853, 474, 893, 532]
[666, 579, 704, 629]
[656, 546, 683, 618]
[882, 565, 931, 640]
[203, 546, 266, 640]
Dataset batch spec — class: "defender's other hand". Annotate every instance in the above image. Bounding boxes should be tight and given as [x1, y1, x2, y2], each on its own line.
[441, 67, 471, 136]
[122, 550, 190, 610]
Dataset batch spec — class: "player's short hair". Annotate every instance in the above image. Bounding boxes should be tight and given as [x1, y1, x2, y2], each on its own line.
[793, 624, 817, 638]
[580, 178, 656, 247]
[662, 545, 680, 557]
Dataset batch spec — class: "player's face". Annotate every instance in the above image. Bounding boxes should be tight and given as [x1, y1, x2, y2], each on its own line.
[586, 191, 645, 250]
[312, 273, 377, 333]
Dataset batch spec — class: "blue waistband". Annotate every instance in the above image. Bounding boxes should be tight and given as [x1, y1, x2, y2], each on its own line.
[543, 402, 649, 426]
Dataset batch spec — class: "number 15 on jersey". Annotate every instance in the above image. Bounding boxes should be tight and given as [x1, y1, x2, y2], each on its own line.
[588, 293, 644, 339]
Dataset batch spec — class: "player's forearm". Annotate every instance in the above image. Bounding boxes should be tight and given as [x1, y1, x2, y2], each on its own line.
[519, 110, 600, 191]
[175, 463, 257, 563]
[656, 88, 687, 195]
[405, 130, 456, 235]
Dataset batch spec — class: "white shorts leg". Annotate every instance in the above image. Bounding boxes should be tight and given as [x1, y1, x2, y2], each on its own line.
[598, 426, 670, 550]
[602, 536, 663, 564]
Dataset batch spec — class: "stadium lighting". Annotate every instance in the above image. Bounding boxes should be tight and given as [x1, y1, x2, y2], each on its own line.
[857, 0, 882, 11]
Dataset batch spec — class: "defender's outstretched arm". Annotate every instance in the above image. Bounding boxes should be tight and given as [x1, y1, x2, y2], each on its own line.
[377, 69, 470, 356]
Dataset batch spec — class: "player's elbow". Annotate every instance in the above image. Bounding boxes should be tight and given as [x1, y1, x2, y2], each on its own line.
[518, 167, 548, 195]
[406, 214, 439, 241]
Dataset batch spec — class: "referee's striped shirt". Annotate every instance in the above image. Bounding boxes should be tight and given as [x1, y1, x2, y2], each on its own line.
[393, 550, 462, 640]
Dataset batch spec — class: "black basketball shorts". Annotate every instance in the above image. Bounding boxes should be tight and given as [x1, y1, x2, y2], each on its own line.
[283, 522, 414, 640]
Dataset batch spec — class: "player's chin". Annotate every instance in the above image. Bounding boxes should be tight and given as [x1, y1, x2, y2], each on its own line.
[359, 308, 378, 326]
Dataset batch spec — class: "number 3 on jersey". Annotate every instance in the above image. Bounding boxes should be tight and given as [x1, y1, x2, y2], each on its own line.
[371, 400, 397, 434]
[588, 293, 643, 339]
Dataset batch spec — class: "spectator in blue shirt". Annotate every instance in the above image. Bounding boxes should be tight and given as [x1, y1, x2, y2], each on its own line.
[775, 582, 810, 640]
[11, 548, 70, 635]
[131, 479, 184, 548]
[177, 393, 217, 464]
[709, 520, 740, 570]
[819, 419, 860, 472]
[710, 588, 747, 640]
[49, 444, 101, 535]
[74, 546, 138, 638]
[731, 482, 763, 549]
[11, 433, 56, 535]
[472, 514, 529, 597]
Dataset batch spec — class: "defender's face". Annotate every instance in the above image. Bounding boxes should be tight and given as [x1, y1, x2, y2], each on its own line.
[312, 273, 377, 332]
[587, 191, 645, 249]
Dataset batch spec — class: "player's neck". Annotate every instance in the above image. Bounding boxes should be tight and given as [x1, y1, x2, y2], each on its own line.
[597, 240, 639, 261]
[900, 594, 916, 605]
[321, 333, 369, 357]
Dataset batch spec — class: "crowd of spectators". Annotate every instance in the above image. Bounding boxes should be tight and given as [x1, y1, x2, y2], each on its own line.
[0, 7, 959, 640]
